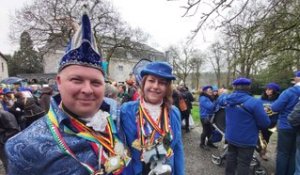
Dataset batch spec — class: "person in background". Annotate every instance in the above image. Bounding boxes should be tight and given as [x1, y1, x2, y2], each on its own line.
[121, 61, 185, 175]
[1, 88, 15, 112]
[0, 110, 20, 173]
[179, 85, 194, 133]
[12, 82, 22, 93]
[212, 86, 219, 101]
[104, 83, 119, 121]
[117, 84, 130, 104]
[287, 98, 300, 175]
[258, 82, 280, 160]
[217, 78, 270, 175]
[5, 11, 130, 175]
[199, 85, 217, 149]
[268, 71, 300, 175]
[125, 79, 137, 101]
[38, 86, 53, 113]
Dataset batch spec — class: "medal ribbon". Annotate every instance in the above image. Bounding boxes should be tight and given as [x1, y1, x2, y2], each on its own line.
[138, 99, 172, 147]
[47, 105, 122, 174]
[68, 116, 115, 154]
[47, 105, 95, 174]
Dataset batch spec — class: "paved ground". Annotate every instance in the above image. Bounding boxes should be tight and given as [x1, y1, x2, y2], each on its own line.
[183, 125, 276, 175]
[0, 125, 277, 175]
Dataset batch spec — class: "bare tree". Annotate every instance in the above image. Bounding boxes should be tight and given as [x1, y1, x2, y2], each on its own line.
[168, 0, 287, 41]
[208, 42, 226, 87]
[10, 0, 149, 74]
[167, 44, 203, 85]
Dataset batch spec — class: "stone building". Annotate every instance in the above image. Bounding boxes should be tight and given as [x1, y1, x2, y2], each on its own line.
[43, 41, 166, 83]
[0, 52, 9, 81]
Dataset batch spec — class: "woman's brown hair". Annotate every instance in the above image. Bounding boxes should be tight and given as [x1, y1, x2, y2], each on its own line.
[139, 75, 173, 109]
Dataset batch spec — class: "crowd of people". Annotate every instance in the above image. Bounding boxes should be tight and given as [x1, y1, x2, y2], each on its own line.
[198, 75, 300, 175]
[1, 11, 186, 175]
[0, 8, 300, 175]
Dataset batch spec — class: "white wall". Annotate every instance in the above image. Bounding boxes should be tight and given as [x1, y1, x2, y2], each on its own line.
[0, 56, 8, 80]
[108, 58, 138, 82]
[43, 50, 64, 74]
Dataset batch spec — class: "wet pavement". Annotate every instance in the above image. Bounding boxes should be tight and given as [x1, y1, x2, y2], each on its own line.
[183, 125, 276, 175]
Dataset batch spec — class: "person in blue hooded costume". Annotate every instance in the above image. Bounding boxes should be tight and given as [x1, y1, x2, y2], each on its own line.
[258, 82, 280, 161]
[5, 10, 130, 175]
[217, 78, 270, 175]
[268, 71, 300, 175]
[199, 85, 218, 150]
[120, 61, 185, 175]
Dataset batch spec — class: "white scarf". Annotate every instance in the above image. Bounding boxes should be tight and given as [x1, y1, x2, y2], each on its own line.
[143, 100, 163, 121]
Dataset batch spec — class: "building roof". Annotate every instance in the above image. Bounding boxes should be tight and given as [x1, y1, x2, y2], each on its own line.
[0, 51, 8, 62]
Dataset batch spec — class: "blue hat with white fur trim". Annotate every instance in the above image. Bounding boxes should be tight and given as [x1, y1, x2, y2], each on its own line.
[58, 9, 103, 73]
[140, 61, 176, 80]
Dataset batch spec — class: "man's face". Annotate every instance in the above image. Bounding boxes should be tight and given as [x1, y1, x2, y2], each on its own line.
[56, 65, 105, 118]
[143, 75, 168, 105]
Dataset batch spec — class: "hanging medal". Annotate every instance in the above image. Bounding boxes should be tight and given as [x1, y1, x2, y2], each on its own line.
[47, 105, 130, 175]
[132, 99, 174, 161]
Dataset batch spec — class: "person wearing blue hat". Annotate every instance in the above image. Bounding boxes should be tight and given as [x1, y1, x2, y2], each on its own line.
[217, 77, 270, 175]
[120, 61, 184, 175]
[1, 88, 15, 112]
[5, 11, 130, 175]
[199, 85, 218, 150]
[268, 71, 300, 175]
[258, 82, 280, 160]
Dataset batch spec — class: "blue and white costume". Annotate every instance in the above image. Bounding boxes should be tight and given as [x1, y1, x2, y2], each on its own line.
[120, 101, 184, 175]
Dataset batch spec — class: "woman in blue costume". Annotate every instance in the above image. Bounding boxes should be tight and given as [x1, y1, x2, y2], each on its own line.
[120, 61, 185, 175]
[5, 11, 130, 175]
[258, 82, 280, 160]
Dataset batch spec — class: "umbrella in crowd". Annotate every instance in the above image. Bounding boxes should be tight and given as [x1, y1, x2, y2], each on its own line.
[0, 77, 24, 84]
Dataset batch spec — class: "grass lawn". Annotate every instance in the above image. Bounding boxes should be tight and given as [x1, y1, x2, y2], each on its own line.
[191, 105, 200, 125]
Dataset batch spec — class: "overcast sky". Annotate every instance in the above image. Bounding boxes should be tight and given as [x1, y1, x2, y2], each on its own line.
[0, 0, 216, 55]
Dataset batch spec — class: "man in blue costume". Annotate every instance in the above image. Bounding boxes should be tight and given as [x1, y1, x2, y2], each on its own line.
[5, 11, 130, 175]
[120, 61, 185, 175]
[218, 78, 270, 175]
[269, 71, 300, 175]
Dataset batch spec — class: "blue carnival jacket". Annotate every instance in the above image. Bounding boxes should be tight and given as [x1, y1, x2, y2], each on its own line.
[199, 95, 215, 119]
[271, 85, 300, 129]
[120, 101, 185, 175]
[218, 91, 270, 147]
[5, 95, 121, 175]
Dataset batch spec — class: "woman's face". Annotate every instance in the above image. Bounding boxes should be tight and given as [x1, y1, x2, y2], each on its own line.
[142, 75, 168, 105]
[205, 88, 213, 96]
[265, 88, 274, 96]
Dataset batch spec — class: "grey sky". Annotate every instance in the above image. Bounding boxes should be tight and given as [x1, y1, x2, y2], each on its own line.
[0, 0, 216, 54]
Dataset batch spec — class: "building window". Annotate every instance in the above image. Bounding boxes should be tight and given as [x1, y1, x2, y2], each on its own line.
[1, 63, 3, 72]
[118, 65, 123, 71]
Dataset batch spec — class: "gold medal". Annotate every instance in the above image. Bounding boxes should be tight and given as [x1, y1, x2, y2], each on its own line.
[132, 139, 142, 151]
